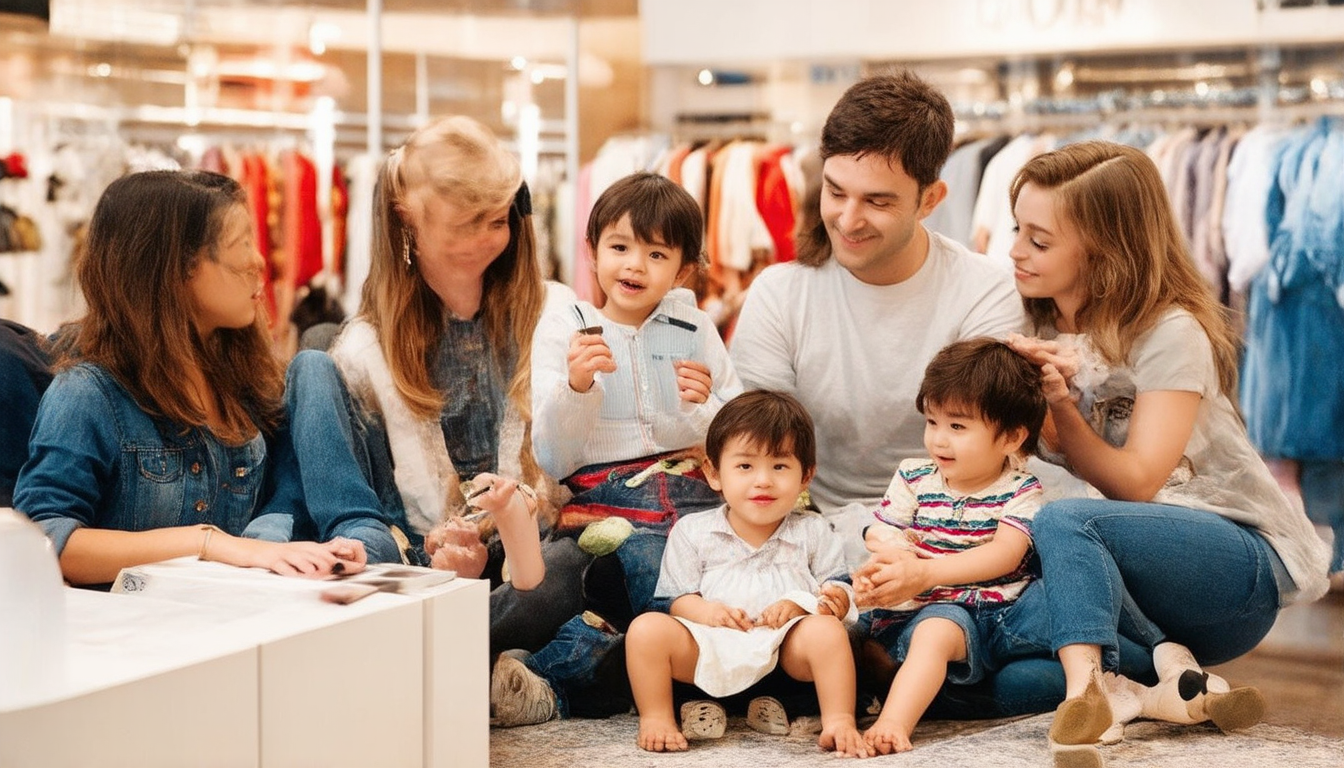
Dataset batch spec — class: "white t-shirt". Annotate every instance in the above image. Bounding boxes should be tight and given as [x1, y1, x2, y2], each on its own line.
[730, 230, 1026, 518]
[531, 289, 742, 480]
[1038, 309, 1330, 604]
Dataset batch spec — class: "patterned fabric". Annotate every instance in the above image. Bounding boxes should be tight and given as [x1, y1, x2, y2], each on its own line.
[555, 450, 720, 535]
[869, 458, 1042, 619]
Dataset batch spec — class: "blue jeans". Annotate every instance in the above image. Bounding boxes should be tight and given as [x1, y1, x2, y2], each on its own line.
[995, 498, 1284, 672]
[249, 352, 590, 654]
[865, 603, 1011, 687]
[491, 537, 594, 654]
[523, 613, 627, 719]
[248, 350, 404, 563]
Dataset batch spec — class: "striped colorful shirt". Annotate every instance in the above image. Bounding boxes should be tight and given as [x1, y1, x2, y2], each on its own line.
[869, 458, 1042, 612]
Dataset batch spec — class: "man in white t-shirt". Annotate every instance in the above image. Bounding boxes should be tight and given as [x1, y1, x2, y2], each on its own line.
[729, 72, 1070, 722]
[731, 71, 1026, 562]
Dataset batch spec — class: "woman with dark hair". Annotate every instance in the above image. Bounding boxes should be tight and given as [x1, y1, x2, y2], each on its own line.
[14, 170, 365, 585]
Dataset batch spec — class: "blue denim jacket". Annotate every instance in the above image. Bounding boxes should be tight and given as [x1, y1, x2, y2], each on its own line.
[13, 363, 267, 555]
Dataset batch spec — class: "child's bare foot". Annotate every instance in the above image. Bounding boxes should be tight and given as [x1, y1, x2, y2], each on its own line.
[637, 715, 688, 752]
[818, 716, 870, 758]
[863, 716, 914, 755]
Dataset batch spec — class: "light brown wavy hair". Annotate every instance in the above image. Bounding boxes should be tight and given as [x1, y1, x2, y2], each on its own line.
[361, 115, 545, 480]
[1008, 141, 1239, 399]
[67, 170, 283, 443]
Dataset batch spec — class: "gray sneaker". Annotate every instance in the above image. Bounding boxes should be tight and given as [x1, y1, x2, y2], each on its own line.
[490, 653, 557, 727]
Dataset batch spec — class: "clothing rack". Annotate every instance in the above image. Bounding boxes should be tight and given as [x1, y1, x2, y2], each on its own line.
[953, 80, 1344, 135]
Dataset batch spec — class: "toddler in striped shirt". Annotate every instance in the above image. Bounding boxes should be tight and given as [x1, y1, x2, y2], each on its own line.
[852, 337, 1047, 755]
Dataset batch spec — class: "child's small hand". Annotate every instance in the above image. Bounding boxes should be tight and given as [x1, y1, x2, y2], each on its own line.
[673, 359, 712, 404]
[425, 517, 488, 577]
[704, 602, 753, 631]
[853, 550, 928, 610]
[756, 599, 807, 629]
[567, 332, 616, 392]
[464, 473, 531, 516]
[817, 584, 850, 618]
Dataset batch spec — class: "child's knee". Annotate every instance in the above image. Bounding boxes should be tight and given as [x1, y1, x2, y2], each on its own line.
[792, 614, 850, 647]
[910, 618, 967, 657]
[626, 611, 676, 648]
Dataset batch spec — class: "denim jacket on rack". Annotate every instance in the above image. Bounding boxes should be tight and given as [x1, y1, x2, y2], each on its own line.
[1241, 121, 1344, 460]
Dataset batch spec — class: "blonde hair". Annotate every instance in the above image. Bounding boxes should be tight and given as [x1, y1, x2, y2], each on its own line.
[1009, 141, 1239, 399]
[361, 115, 545, 480]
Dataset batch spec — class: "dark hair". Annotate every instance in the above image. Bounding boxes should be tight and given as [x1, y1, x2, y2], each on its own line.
[797, 70, 956, 266]
[915, 338, 1047, 455]
[820, 70, 955, 188]
[70, 170, 282, 441]
[585, 172, 705, 268]
[705, 390, 816, 474]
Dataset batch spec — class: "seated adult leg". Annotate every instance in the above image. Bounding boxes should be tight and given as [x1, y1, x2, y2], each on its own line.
[1033, 498, 1281, 668]
[490, 537, 591, 654]
[259, 350, 402, 562]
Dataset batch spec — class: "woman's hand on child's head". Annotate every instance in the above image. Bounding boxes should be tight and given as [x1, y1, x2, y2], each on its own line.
[1040, 363, 1077, 406]
[705, 602, 754, 631]
[817, 584, 850, 618]
[756, 599, 807, 629]
[673, 359, 712, 404]
[1008, 334, 1080, 382]
[567, 332, 616, 392]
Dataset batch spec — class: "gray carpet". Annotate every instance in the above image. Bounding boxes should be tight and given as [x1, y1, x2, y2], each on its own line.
[491, 713, 1344, 767]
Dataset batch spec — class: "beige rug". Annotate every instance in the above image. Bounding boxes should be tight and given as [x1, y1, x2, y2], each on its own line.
[490, 712, 1344, 767]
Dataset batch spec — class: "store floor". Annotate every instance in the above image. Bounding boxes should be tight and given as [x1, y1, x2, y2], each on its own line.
[491, 587, 1344, 766]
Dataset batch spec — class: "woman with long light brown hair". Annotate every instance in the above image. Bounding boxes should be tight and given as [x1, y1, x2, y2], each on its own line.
[996, 141, 1328, 766]
[257, 116, 583, 652]
[14, 170, 365, 584]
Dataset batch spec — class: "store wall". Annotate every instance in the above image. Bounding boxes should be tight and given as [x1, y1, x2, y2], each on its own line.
[640, 0, 1344, 64]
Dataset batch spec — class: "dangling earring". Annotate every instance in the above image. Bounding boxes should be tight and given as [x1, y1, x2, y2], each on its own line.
[402, 229, 413, 267]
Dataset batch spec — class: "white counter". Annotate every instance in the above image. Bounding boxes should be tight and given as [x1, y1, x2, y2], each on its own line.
[0, 558, 488, 768]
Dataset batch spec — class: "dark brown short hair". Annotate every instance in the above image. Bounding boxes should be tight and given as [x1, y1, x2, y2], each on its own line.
[915, 338, 1047, 454]
[585, 172, 705, 268]
[820, 69, 955, 188]
[705, 390, 816, 473]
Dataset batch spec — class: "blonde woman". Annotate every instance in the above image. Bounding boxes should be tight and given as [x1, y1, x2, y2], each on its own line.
[994, 141, 1329, 766]
[257, 116, 582, 652]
